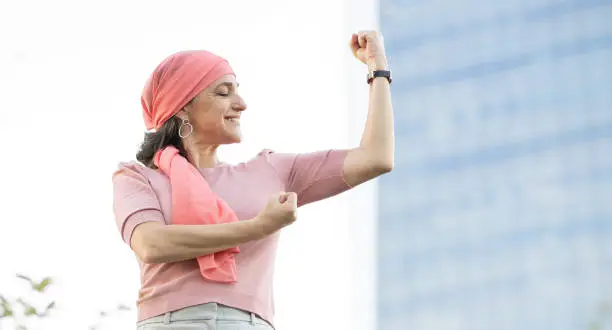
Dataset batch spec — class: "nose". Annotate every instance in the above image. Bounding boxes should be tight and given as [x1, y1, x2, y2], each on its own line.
[232, 94, 247, 112]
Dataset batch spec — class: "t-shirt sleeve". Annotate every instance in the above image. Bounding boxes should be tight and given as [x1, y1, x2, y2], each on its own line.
[112, 163, 165, 246]
[266, 149, 351, 207]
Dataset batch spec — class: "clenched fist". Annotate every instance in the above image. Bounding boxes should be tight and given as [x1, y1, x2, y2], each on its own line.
[255, 192, 298, 235]
[349, 30, 388, 71]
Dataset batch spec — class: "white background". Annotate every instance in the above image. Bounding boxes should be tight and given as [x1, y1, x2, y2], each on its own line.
[0, 1, 378, 329]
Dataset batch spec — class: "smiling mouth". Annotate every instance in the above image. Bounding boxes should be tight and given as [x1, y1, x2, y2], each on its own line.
[225, 117, 240, 124]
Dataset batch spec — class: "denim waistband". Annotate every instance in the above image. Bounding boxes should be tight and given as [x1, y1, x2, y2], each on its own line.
[136, 302, 271, 328]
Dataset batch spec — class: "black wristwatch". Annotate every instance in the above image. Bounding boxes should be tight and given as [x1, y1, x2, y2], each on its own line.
[367, 70, 392, 84]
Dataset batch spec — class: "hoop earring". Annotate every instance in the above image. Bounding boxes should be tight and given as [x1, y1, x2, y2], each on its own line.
[178, 119, 193, 138]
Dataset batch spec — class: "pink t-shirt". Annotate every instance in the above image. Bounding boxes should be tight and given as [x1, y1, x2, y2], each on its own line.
[112, 149, 350, 325]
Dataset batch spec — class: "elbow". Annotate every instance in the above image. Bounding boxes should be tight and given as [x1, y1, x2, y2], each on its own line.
[373, 159, 394, 175]
[138, 244, 165, 264]
[361, 147, 394, 175]
[138, 235, 175, 264]
[132, 228, 167, 264]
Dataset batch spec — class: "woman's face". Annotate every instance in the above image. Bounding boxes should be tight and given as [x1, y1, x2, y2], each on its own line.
[181, 74, 247, 144]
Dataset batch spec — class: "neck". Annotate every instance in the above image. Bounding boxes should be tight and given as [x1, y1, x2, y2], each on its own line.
[183, 140, 220, 168]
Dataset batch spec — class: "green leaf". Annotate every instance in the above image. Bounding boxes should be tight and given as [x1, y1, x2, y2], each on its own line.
[1, 306, 14, 318]
[15, 274, 54, 293]
[1, 295, 14, 318]
[16, 298, 38, 317]
[34, 277, 53, 293]
[24, 306, 37, 317]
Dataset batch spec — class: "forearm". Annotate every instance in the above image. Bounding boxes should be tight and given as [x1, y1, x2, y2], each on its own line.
[135, 218, 268, 264]
[341, 53, 395, 186]
[359, 57, 395, 169]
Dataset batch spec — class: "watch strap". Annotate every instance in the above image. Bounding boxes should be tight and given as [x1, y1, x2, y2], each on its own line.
[367, 70, 392, 84]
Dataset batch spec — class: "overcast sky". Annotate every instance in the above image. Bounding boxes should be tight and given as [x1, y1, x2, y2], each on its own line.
[0, 1, 379, 329]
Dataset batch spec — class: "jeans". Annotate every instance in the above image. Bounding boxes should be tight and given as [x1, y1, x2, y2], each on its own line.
[136, 303, 274, 330]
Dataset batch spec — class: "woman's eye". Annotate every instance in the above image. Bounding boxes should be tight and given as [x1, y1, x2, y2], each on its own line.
[217, 92, 229, 96]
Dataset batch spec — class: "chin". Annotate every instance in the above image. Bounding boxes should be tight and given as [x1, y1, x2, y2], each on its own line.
[223, 134, 242, 144]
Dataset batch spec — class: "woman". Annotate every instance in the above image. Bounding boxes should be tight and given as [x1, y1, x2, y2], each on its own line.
[112, 30, 393, 329]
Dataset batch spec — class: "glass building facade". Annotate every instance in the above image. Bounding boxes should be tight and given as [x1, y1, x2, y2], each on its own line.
[378, 1, 612, 329]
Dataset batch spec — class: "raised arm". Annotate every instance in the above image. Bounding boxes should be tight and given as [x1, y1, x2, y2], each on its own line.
[343, 31, 394, 187]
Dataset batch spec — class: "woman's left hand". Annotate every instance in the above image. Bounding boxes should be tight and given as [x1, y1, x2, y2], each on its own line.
[349, 30, 388, 70]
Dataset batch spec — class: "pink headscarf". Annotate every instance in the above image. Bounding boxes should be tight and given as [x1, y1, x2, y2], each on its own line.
[141, 50, 240, 283]
[141, 50, 235, 130]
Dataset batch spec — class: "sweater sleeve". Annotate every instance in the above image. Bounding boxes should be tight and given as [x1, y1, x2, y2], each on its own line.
[265, 149, 351, 207]
[112, 163, 165, 246]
